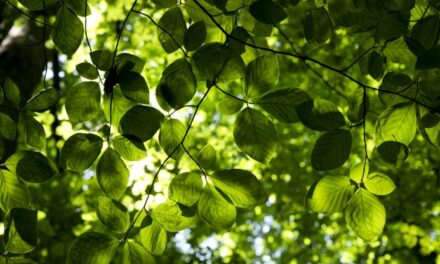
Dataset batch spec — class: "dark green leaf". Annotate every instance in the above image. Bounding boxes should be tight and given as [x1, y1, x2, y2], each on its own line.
[197, 144, 216, 170]
[119, 106, 164, 142]
[249, 0, 287, 24]
[227, 26, 251, 55]
[215, 94, 243, 115]
[3, 78, 20, 107]
[192, 43, 246, 82]
[379, 72, 413, 106]
[367, 51, 385, 80]
[198, 184, 236, 230]
[96, 196, 129, 233]
[0, 113, 16, 140]
[375, 103, 417, 145]
[96, 148, 129, 200]
[306, 176, 355, 213]
[91, 50, 113, 71]
[233, 107, 278, 163]
[60, 133, 103, 171]
[383, 37, 416, 67]
[297, 99, 346, 131]
[311, 129, 352, 170]
[139, 220, 167, 255]
[158, 59, 196, 108]
[184, 21, 207, 51]
[0, 169, 30, 212]
[17, 112, 46, 149]
[211, 169, 265, 207]
[52, 7, 84, 56]
[345, 189, 386, 241]
[158, 7, 187, 53]
[151, 201, 197, 232]
[347, 89, 369, 123]
[364, 173, 396, 195]
[65, 0, 91, 16]
[4, 208, 37, 254]
[169, 172, 203, 207]
[304, 7, 333, 45]
[65, 81, 101, 123]
[377, 141, 409, 164]
[6, 151, 55, 183]
[411, 15, 440, 50]
[112, 135, 147, 161]
[258, 88, 312, 123]
[116, 53, 146, 74]
[25, 88, 59, 112]
[76, 62, 99, 79]
[244, 55, 279, 99]
[416, 45, 440, 69]
[66, 232, 119, 264]
[119, 71, 149, 104]
[103, 87, 136, 127]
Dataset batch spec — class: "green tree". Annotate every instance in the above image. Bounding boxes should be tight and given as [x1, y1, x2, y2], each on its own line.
[0, 0, 440, 263]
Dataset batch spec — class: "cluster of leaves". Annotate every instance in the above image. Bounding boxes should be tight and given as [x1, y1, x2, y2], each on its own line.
[1, 0, 440, 262]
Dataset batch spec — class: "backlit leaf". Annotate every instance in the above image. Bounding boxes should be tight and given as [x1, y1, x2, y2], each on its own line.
[119, 106, 164, 142]
[61, 133, 103, 171]
[52, 7, 84, 56]
[375, 103, 417, 145]
[244, 55, 279, 99]
[151, 201, 197, 232]
[96, 196, 129, 233]
[364, 173, 396, 195]
[25, 88, 59, 112]
[140, 220, 167, 255]
[0, 113, 16, 140]
[66, 232, 119, 264]
[96, 148, 129, 200]
[169, 172, 203, 207]
[198, 184, 236, 230]
[297, 99, 346, 131]
[158, 7, 187, 53]
[311, 129, 352, 170]
[65, 81, 101, 123]
[0, 169, 30, 212]
[159, 118, 186, 159]
[17, 112, 46, 149]
[4, 208, 37, 254]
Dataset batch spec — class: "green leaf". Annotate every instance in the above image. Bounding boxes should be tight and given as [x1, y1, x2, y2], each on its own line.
[151, 201, 197, 232]
[233, 107, 278, 163]
[411, 15, 440, 50]
[119, 71, 149, 104]
[211, 169, 265, 207]
[216, 94, 243, 115]
[364, 173, 396, 195]
[197, 144, 216, 170]
[304, 7, 333, 45]
[0, 113, 16, 140]
[65, 0, 91, 16]
[4, 208, 37, 254]
[103, 86, 136, 127]
[249, 0, 287, 24]
[311, 129, 352, 171]
[65, 81, 101, 123]
[112, 135, 147, 161]
[96, 148, 129, 200]
[0, 138, 4, 160]
[96, 196, 129, 233]
[158, 59, 196, 108]
[5, 151, 55, 183]
[377, 141, 409, 164]
[375, 103, 417, 145]
[139, 220, 167, 256]
[76, 62, 99, 79]
[159, 118, 186, 159]
[349, 162, 369, 183]
[383, 37, 416, 67]
[367, 51, 385, 80]
[17, 113, 46, 149]
[52, 7, 84, 56]
[25, 88, 59, 112]
[0, 86, 4, 104]
[17, 0, 57, 10]
[122, 241, 156, 264]
[169, 172, 203, 207]
[244, 55, 279, 99]
[347, 89, 369, 123]
[61, 133, 103, 171]
[158, 7, 187, 53]
[0, 169, 30, 212]
[119, 106, 164, 142]
[3, 78, 20, 107]
[198, 184, 236, 230]
[258, 88, 312, 123]
[115, 53, 146, 74]
[306, 176, 355, 213]
[67, 232, 119, 264]
[227, 26, 251, 55]
[297, 99, 346, 131]
[192, 43, 246, 82]
[91, 50, 113, 71]
[184, 21, 207, 51]
[345, 189, 386, 241]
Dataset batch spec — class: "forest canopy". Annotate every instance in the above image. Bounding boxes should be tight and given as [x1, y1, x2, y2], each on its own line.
[0, 0, 440, 263]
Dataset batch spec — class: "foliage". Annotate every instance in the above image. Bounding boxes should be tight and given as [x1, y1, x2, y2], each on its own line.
[0, 0, 440, 263]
